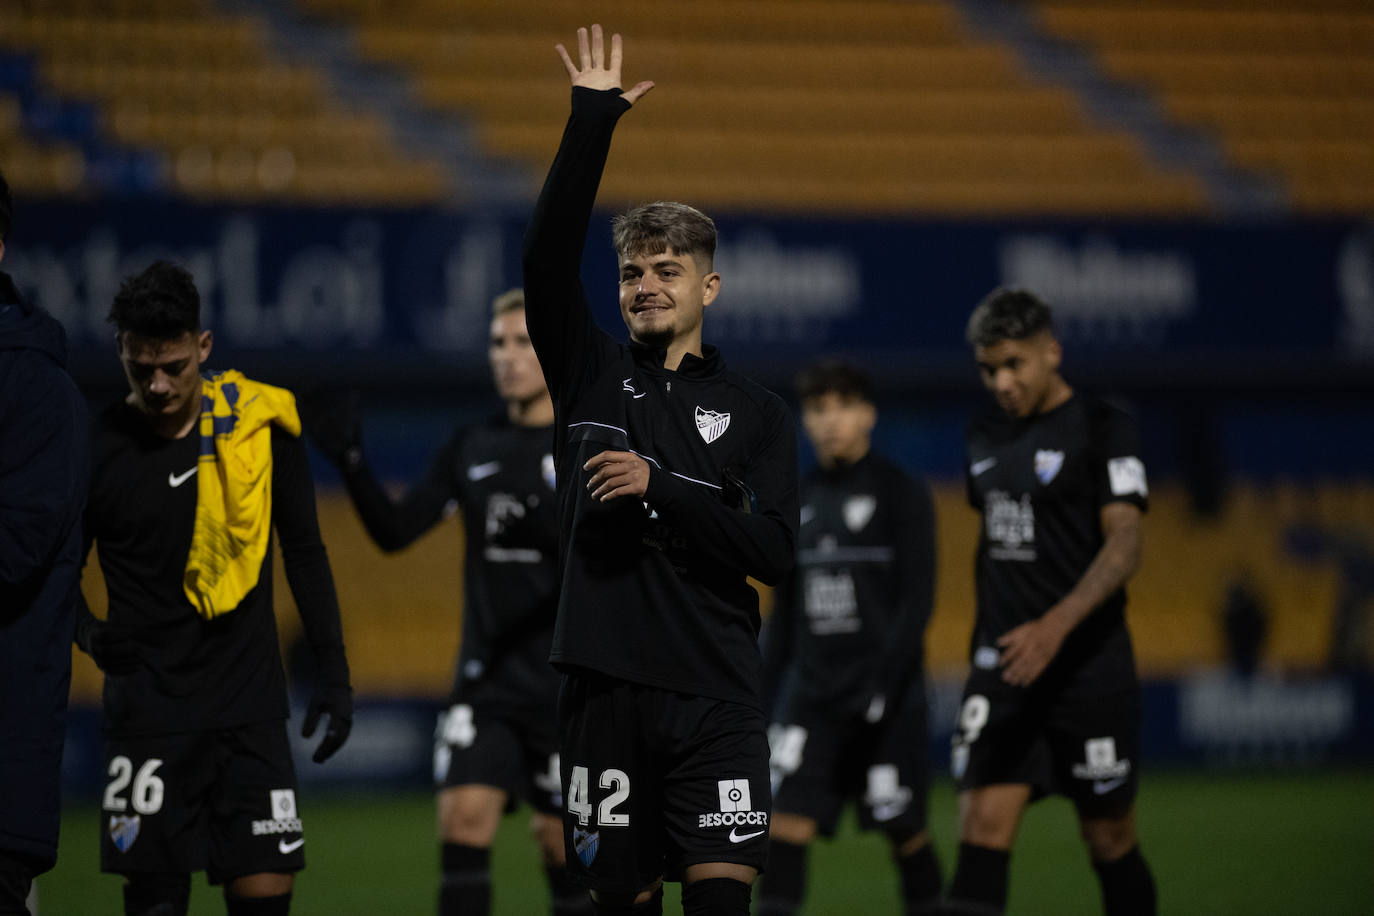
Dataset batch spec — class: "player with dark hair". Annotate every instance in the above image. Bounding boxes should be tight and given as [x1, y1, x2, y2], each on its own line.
[756, 361, 940, 916]
[0, 167, 89, 916]
[75, 260, 354, 916]
[944, 288, 1156, 916]
[522, 25, 799, 916]
[306, 289, 590, 916]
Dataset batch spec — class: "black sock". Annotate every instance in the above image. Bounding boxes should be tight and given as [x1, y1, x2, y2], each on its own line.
[680, 877, 751, 916]
[1094, 845, 1156, 916]
[944, 842, 1009, 916]
[895, 842, 941, 915]
[123, 873, 191, 916]
[223, 892, 291, 916]
[591, 887, 662, 915]
[756, 839, 806, 915]
[546, 864, 593, 915]
[440, 843, 492, 916]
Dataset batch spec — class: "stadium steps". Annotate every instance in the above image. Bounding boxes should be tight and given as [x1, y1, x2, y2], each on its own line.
[0, 0, 447, 203]
[1034, 1, 1374, 214]
[295, 0, 1206, 216]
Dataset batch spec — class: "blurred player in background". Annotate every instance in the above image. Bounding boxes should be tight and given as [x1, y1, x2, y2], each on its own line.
[0, 168, 89, 916]
[306, 290, 590, 916]
[523, 24, 799, 916]
[757, 361, 941, 916]
[75, 261, 353, 916]
[945, 289, 1155, 916]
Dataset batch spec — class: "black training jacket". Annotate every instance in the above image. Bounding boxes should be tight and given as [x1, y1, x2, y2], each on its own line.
[522, 87, 799, 711]
[0, 270, 89, 869]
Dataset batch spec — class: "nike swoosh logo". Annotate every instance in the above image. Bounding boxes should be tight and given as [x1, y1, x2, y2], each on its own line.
[466, 461, 501, 481]
[1092, 777, 1127, 795]
[728, 827, 766, 843]
[168, 467, 198, 488]
[278, 837, 305, 854]
[622, 378, 646, 399]
[970, 457, 997, 476]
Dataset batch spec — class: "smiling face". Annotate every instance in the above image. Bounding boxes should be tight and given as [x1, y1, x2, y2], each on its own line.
[617, 247, 719, 352]
[119, 329, 212, 435]
[973, 331, 1064, 418]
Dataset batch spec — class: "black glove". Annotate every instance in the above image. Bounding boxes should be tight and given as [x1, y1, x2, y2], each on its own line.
[299, 388, 363, 470]
[75, 615, 143, 676]
[302, 683, 354, 763]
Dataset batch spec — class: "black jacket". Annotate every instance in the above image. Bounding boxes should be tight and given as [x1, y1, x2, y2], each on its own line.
[0, 270, 89, 869]
[523, 88, 799, 709]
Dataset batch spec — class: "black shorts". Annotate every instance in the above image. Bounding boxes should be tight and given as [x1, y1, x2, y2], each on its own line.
[951, 668, 1141, 818]
[558, 672, 771, 894]
[433, 698, 562, 816]
[769, 686, 931, 838]
[100, 720, 304, 883]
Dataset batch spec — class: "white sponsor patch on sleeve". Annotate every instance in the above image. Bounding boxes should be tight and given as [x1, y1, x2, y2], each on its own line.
[1107, 456, 1148, 498]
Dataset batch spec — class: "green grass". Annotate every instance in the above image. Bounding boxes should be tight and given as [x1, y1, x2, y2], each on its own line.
[37, 770, 1374, 914]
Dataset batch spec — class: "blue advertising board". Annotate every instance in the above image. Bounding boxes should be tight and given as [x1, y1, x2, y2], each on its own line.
[7, 198, 1374, 383]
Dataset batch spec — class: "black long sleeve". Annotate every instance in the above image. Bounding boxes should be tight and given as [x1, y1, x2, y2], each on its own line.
[339, 436, 457, 553]
[875, 474, 937, 702]
[272, 429, 350, 687]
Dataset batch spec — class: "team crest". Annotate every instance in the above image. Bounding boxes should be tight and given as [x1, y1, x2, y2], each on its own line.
[695, 406, 731, 444]
[1034, 449, 1064, 484]
[573, 827, 600, 868]
[109, 814, 141, 853]
[843, 495, 876, 532]
[542, 453, 556, 490]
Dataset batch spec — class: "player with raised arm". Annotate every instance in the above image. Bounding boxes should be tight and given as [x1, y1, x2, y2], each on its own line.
[522, 25, 799, 916]
[757, 361, 941, 916]
[305, 290, 589, 916]
[944, 289, 1156, 916]
[74, 261, 353, 916]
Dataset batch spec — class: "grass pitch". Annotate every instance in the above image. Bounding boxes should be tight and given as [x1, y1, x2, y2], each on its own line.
[37, 769, 1374, 914]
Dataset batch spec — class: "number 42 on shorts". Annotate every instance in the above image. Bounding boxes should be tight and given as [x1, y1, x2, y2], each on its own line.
[567, 765, 630, 827]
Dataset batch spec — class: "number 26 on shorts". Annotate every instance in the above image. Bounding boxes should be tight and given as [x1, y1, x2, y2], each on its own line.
[567, 765, 630, 827]
[103, 756, 166, 815]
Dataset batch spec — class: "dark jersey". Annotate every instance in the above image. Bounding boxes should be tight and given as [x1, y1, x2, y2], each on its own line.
[765, 453, 935, 717]
[340, 417, 560, 711]
[965, 393, 1148, 694]
[85, 400, 347, 737]
[522, 87, 800, 711]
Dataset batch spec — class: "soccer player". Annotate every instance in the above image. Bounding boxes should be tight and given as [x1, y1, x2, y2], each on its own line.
[305, 290, 590, 916]
[945, 289, 1156, 916]
[74, 260, 354, 916]
[757, 361, 940, 916]
[0, 169, 89, 916]
[521, 25, 799, 916]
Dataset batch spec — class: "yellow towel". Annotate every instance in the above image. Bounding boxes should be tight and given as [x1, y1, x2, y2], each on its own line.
[184, 369, 301, 619]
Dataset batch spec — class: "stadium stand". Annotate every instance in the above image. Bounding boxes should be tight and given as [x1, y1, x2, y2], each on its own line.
[1035, 0, 1374, 213]
[65, 480, 1373, 700]
[295, 0, 1207, 215]
[0, 0, 448, 203]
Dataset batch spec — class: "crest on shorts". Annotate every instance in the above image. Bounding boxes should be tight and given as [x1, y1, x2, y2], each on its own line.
[573, 827, 600, 868]
[270, 789, 298, 819]
[843, 495, 876, 532]
[695, 406, 731, 444]
[1034, 449, 1064, 485]
[109, 814, 141, 853]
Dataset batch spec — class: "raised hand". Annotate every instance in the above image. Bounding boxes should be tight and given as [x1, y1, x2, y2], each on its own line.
[556, 24, 654, 105]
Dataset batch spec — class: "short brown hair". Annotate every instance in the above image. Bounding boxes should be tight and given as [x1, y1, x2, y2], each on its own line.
[611, 201, 716, 270]
[491, 288, 525, 317]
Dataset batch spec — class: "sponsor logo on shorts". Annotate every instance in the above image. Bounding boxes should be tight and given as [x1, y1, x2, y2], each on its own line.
[253, 788, 303, 837]
[1071, 737, 1132, 783]
[278, 837, 305, 854]
[252, 817, 304, 836]
[698, 779, 769, 831]
[109, 814, 141, 853]
[573, 827, 599, 868]
[864, 765, 912, 823]
[728, 826, 766, 843]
